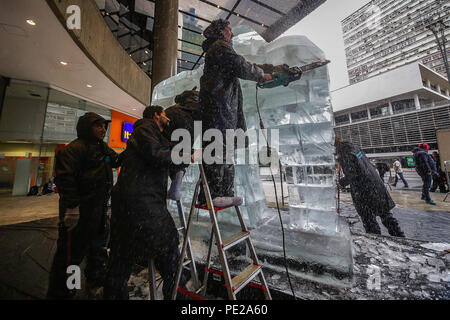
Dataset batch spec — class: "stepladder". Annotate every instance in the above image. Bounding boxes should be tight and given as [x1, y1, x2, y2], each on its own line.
[171, 163, 272, 300]
[148, 199, 201, 300]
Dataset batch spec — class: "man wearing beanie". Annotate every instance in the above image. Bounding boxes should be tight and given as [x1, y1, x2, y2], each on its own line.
[198, 18, 284, 207]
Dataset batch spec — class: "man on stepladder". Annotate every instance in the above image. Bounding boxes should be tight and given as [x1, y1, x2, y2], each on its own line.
[198, 18, 284, 208]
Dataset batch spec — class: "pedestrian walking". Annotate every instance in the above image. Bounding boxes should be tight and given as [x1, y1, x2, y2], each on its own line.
[392, 157, 409, 188]
[430, 151, 448, 193]
[335, 138, 405, 237]
[412, 143, 437, 205]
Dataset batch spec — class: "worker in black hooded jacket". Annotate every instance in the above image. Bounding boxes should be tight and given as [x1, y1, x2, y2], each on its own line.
[164, 88, 202, 201]
[198, 18, 289, 207]
[104, 106, 187, 300]
[164, 88, 202, 141]
[47, 112, 119, 299]
[335, 138, 405, 237]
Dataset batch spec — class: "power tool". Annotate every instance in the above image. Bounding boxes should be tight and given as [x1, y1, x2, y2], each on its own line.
[257, 60, 331, 89]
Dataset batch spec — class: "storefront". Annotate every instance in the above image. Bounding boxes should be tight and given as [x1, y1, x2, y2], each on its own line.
[0, 81, 112, 196]
[109, 110, 138, 154]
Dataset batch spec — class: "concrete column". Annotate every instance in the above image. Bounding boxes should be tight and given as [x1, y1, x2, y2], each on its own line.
[151, 0, 179, 97]
[426, 79, 431, 88]
[446, 89, 449, 97]
[414, 93, 421, 110]
[388, 100, 394, 115]
[437, 84, 441, 94]
[367, 107, 371, 120]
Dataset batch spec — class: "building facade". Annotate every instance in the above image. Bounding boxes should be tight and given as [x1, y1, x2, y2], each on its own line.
[342, 0, 449, 85]
[332, 62, 450, 164]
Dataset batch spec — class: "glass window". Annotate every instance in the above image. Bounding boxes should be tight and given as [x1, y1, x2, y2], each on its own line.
[351, 110, 368, 123]
[370, 103, 390, 118]
[0, 82, 111, 196]
[392, 99, 415, 114]
[335, 114, 350, 125]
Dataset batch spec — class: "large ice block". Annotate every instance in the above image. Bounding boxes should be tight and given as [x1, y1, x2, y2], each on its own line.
[152, 31, 352, 278]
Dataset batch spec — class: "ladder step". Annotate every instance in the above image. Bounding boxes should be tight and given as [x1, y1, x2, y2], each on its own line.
[195, 204, 234, 212]
[231, 264, 262, 295]
[183, 259, 192, 267]
[222, 231, 250, 251]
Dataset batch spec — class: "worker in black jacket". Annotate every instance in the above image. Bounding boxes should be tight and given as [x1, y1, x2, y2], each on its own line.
[47, 112, 120, 299]
[198, 19, 284, 208]
[336, 138, 404, 237]
[104, 106, 187, 300]
[164, 88, 202, 201]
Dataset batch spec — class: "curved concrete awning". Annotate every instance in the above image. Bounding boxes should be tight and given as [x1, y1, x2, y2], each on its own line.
[0, 0, 148, 118]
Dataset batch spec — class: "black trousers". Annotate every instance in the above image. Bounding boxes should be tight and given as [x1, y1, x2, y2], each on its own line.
[104, 192, 183, 300]
[47, 197, 110, 298]
[198, 162, 235, 204]
[104, 244, 181, 300]
[358, 209, 404, 237]
[421, 174, 432, 201]
[431, 172, 448, 193]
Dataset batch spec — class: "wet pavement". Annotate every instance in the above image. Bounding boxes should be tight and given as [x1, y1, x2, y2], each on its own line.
[0, 186, 448, 300]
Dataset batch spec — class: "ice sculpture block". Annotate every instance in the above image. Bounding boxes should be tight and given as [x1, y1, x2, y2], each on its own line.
[152, 32, 353, 279]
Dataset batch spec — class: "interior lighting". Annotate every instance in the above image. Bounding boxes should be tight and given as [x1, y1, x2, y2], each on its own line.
[86, 84, 93, 88]
[26, 19, 36, 26]
[60, 61, 68, 66]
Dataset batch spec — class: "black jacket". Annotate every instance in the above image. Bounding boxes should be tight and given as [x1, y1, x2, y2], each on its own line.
[200, 39, 277, 135]
[412, 147, 437, 177]
[55, 112, 119, 208]
[164, 90, 202, 143]
[115, 118, 173, 202]
[111, 118, 179, 258]
[337, 141, 395, 215]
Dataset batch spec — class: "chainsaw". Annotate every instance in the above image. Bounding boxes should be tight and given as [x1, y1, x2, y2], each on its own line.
[257, 60, 331, 89]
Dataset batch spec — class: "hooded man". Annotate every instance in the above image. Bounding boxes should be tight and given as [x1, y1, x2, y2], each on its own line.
[336, 138, 405, 237]
[198, 18, 290, 207]
[164, 89, 202, 201]
[430, 151, 448, 193]
[47, 112, 120, 299]
[412, 143, 437, 205]
[104, 106, 187, 300]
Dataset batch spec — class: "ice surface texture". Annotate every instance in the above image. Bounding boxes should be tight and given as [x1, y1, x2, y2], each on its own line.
[153, 32, 338, 234]
[152, 32, 351, 275]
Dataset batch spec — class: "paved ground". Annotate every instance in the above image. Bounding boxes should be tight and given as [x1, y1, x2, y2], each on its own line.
[0, 174, 448, 300]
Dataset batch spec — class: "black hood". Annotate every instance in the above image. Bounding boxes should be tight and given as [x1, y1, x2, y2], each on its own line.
[202, 38, 232, 52]
[76, 112, 109, 141]
[174, 90, 200, 106]
[202, 37, 217, 52]
[133, 118, 158, 131]
[412, 147, 425, 155]
[336, 141, 359, 158]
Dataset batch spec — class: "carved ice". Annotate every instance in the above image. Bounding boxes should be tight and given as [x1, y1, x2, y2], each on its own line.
[152, 31, 352, 277]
